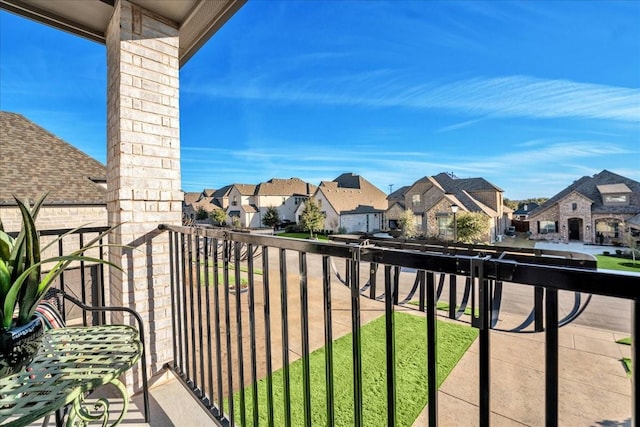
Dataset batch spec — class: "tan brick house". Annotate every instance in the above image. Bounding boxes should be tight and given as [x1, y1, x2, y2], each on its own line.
[527, 170, 640, 244]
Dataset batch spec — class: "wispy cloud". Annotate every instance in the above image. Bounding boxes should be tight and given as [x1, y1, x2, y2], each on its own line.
[188, 74, 640, 123]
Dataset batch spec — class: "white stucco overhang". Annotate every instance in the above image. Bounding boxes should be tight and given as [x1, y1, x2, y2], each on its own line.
[0, 0, 246, 66]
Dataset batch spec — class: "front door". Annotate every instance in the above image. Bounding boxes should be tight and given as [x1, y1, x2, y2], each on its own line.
[568, 218, 581, 241]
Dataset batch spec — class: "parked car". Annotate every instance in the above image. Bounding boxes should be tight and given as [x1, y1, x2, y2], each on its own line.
[505, 226, 516, 237]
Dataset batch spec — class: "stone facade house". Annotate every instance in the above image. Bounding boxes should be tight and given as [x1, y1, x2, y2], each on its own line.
[386, 172, 509, 242]
[527, 170, 640, 244]
[0, 111, 108, 232]
[296, 173, 387, 233]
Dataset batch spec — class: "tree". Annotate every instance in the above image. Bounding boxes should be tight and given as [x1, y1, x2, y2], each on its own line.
[299, 199, 325, 238]
[456, 212, 490, 244]
[195, 206, 208, 220]
[503, 198, 519, 211]
[398, 210, 417, 238]
[262, 206, 280, 228]
[209, 208, 227, 226]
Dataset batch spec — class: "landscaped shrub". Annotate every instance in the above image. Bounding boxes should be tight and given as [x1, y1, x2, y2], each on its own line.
[285, 224, 302, 233]
[603, 251, 610, 256]
[616, 249, 623, 256]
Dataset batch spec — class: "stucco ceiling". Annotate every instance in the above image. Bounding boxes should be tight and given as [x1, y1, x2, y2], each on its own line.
[0, 0, 246, 66]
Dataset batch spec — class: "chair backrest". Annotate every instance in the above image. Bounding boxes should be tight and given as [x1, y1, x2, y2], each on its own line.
[35, 301, 66, 330]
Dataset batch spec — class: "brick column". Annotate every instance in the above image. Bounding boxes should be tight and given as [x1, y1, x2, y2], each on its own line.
[106, 0, 182, 376]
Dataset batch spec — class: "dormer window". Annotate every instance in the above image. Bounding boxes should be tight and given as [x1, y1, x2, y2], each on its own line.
[597, 183, 631, 206]
[604, 195, 627, 204]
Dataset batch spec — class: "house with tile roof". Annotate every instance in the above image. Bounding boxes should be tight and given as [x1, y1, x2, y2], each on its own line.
[386, 172, 510, 242]
[0, 111, 108, 232]
[296, 173, 387, 233]
[527, 170, 640, 244]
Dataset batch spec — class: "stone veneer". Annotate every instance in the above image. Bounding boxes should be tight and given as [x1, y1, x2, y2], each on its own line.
[106, 0, 182, 376]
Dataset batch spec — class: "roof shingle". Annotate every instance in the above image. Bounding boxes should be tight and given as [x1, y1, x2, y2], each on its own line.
[0, 111, 106, 205]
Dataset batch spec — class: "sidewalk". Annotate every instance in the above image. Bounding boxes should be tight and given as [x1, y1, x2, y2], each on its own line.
[534, 241, 617, 256]
[414, 313, 632, 426]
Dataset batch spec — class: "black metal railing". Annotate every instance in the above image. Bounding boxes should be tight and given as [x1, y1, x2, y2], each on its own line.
[161, 224, 639, 427]
[9, 226, 110, 325]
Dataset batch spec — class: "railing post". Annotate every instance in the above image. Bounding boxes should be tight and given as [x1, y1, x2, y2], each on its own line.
[633, 300, 638, 426]
[472, 258, 490, 427]
[534, 286, 544, 332]
[545, 287, 559, 426]
[426, 272, 438, 426]
[350, 245, 363, 427]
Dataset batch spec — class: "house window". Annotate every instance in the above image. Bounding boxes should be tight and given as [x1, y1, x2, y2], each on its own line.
[596, 220, 620, 239]
[604, 195, 628, 204]
[538, 220, 557, 234]
[572, 203, 577, 211]
[412, 194, 420, 207]
[232, 196, 237, 206]
[437, 215, 453, 239]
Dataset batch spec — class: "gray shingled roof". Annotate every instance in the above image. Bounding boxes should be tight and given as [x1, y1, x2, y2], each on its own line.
[255, 178, 316, 196]
[0, 111, 106, 205]
[513, 202, 540, 215]
[212, 185, 233, 198]
[530, 170, 640, 216]
[387, 185, 409, 202]
[341, 205, 385, 215]
[317, 174, 387, 214]
[432, 172, 503, 193]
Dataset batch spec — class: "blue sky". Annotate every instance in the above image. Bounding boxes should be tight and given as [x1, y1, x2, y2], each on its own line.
[1, 1, 639, 200]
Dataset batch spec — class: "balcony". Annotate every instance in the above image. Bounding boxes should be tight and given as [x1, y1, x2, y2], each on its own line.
[25, 225, 637, 426]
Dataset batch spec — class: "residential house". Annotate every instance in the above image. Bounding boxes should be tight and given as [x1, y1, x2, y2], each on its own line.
[0, 111, 107, 232]
[226, 184, 258, 227]
[183, 179, 316, 228]
[513, 202, 539, 221]
[253, 178, 316, 225]
[296, 173, 387, 233]
[183, 188, 232, 224]
[386, 186, 410, 230]
[527, 170, 640, 243]
[386, 172, 509, 242]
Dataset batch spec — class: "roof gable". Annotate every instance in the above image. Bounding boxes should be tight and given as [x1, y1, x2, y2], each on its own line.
[0, 111, 106, 205]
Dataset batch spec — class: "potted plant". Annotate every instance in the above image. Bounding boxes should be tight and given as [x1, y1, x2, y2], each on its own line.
[229, 278, 249, 294]
[0, 195, 118, 377]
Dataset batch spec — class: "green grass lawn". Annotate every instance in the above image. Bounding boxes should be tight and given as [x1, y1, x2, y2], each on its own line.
[230, 312, 478, 426]
[409, 300, 478, 316]
[595, 255, 640, 272]
[278, 232, 329, 240]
